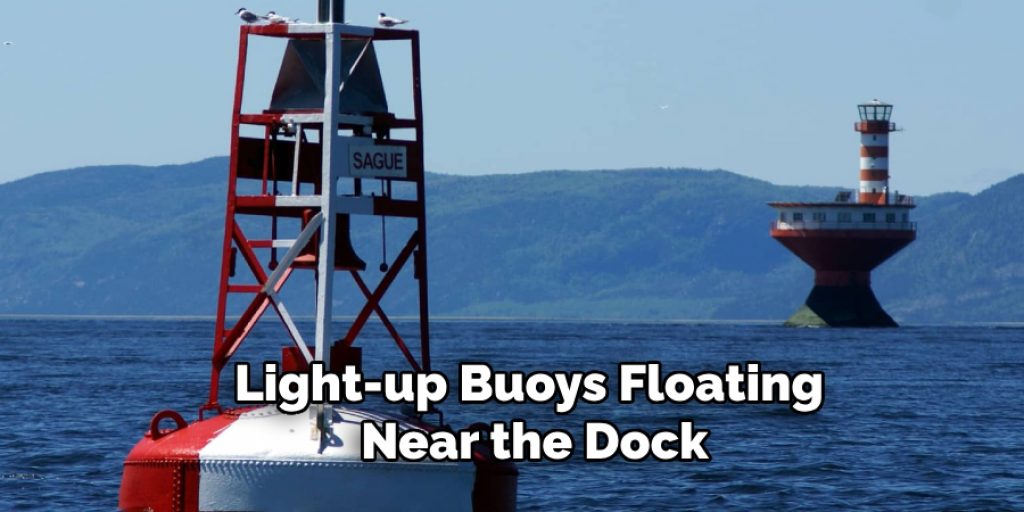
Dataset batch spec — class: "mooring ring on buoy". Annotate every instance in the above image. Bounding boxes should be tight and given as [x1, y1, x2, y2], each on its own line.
[149, 410, 188, 440]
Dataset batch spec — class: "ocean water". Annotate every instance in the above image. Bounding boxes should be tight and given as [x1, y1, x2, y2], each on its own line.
[1, 318, 1022, 511]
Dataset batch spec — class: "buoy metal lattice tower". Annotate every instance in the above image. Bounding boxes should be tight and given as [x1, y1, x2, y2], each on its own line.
[204, 8, 431, 424]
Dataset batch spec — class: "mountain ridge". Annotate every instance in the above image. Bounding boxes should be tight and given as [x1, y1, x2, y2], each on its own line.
[1, 157, 1020, 323]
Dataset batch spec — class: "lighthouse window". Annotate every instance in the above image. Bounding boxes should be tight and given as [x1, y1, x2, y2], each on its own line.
[838, 212, 852, 223]
[863, 213, 876, 223]
[886, 213, 896, 223]
[793, 212, 804, 222]
[812, 212, 827, 222]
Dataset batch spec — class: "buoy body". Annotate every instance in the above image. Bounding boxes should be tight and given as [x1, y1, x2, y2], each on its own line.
[120, 406, 509, 511]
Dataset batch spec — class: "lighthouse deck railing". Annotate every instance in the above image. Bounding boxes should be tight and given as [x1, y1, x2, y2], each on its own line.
[772, 220, 917, 231]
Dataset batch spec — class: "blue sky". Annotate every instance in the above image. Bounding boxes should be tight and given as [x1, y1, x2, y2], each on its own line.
[1, 1, 1021, 194]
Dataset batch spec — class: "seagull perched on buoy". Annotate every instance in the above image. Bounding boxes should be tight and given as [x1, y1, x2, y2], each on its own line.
[377, 13, 408, 27]
[235, 8, 265, 24]
[266, 11, 297, 24]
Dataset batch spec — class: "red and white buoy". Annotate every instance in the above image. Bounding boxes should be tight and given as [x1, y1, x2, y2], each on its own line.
[119, 2, 517, 510]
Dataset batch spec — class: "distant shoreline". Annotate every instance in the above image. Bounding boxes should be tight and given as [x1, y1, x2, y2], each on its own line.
[0, 314, 1020, 328]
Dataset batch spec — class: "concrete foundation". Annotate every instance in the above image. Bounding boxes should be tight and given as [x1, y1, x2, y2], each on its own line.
[784, 284, 897, 327]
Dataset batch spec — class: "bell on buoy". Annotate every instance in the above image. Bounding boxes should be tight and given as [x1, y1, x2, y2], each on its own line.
[270, 39, 389, 115]
[297, 209, 367, 271]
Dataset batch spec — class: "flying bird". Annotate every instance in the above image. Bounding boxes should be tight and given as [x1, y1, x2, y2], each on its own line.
[2, 41, 13, 47]
[266, 11, 296, 24]
[235, 8, 265, 24]
[377, 13, 408, 27]
[659, 105, 670, 110]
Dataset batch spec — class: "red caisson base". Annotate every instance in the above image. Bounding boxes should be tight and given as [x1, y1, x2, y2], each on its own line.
[771, 228, 915, 327]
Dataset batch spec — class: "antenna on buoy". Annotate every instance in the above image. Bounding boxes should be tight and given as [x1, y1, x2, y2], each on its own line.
[318, 0, 344, 23]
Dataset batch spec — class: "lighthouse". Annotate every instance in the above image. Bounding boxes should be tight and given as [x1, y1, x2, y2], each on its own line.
[769, 100, 916, 327]
[119, 1, 517, 510]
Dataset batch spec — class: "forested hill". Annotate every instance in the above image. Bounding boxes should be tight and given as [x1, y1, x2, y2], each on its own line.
[1, 157, 1021, 323]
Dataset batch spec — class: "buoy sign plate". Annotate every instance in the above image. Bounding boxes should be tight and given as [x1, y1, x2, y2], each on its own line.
[348, 144, 407, 178]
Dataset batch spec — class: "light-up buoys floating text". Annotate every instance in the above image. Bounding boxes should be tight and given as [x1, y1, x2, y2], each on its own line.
[235, 361, 824, 462]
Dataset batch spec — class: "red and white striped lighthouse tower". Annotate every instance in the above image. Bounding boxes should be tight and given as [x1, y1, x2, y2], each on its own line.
[769, 100, 916, 327]
[856, 99, 896, 205]
[119, 1, 517, 510]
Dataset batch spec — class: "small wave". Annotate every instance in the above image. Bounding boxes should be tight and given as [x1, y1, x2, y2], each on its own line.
[1, 472, 46, 480]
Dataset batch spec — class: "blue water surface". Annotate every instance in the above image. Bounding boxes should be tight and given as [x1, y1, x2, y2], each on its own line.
[0, 318, 1022, 511]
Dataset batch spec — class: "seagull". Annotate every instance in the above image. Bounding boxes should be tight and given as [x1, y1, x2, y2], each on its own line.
[378, 13, 408, 27]
[236, 8, 265, 24]
[2, 41, 13, 47]
[659, 105, 670, 110]
[266, 11, 296, 24]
